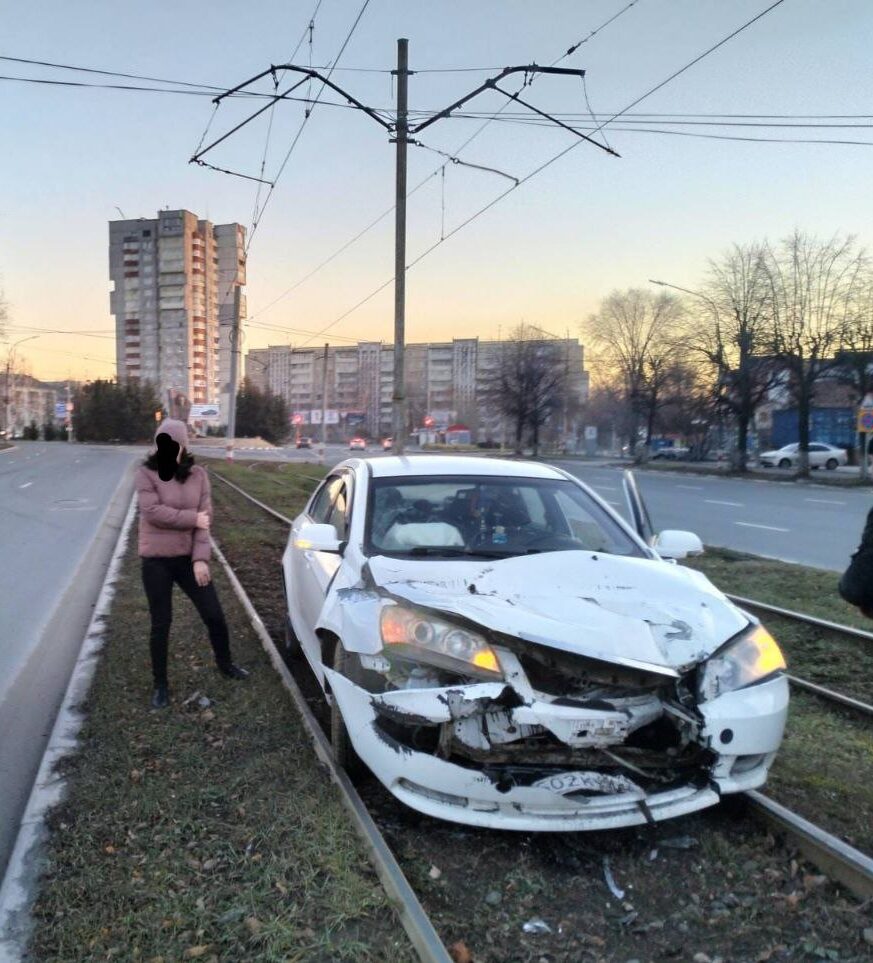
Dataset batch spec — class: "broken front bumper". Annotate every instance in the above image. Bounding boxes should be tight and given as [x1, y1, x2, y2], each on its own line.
[325, 669, 788, 831]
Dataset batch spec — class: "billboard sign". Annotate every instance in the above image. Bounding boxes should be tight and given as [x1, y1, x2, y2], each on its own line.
[189, 404, 221, 421]
[309, 409, 339, 425]
[345, 411, 366, 427]
[54, 402, 67, 419]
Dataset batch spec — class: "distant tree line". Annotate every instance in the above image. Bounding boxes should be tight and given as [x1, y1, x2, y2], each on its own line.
[583, 230, 873, 477]
[72, 379, 163, 443]
[235, 380, 289, 445]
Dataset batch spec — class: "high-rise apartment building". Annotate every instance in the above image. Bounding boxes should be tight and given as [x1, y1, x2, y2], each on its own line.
[109, 210, 245, 421]
[246, 336, 588, 443]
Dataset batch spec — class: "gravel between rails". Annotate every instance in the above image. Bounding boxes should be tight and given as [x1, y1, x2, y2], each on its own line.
[209, 465, 873, 963]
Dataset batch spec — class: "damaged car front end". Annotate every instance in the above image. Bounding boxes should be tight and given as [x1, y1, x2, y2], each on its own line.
[286, 458, 788, 831]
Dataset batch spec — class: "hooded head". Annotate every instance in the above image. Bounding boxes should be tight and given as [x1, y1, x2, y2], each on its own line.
[146, 419, 193, 482]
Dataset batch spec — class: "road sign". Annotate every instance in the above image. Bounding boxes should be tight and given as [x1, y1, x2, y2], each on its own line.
[54, 402, 67, 418]
[584, 425, 597, 441]
[858, 409, 873, 432]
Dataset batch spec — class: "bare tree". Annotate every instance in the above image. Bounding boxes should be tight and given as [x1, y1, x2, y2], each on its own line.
[483, 323, 567, 456]
[764, 231, 868, 476]
[584, 289, 684, 460]
[680, 243, 779, 471]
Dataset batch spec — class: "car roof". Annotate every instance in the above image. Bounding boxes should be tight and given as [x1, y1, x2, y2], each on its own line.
[360, 454, 568, 480]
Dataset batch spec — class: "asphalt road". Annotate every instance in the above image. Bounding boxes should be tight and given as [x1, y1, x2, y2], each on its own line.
[0, 442, 136, 878]
[556, 462, 870, 573]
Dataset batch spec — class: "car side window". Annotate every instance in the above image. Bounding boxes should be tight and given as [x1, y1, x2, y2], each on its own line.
[326, 480, 352, 539]
[309, 477, 342, 524]
[809, 444, 826, 452]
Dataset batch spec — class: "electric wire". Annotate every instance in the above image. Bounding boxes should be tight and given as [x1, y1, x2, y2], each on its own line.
[244, 0, 373, 255]
[250, 0, 643, 334]
[290, 0, 790, 347]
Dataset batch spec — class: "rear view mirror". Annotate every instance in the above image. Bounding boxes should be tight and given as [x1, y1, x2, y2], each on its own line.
[654, 530, 704, 560]
[294, 522, 344, 554]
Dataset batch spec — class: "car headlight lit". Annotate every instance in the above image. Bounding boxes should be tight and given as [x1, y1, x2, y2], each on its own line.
[698, 623, 786, 701]
[380, 604, 503, 679]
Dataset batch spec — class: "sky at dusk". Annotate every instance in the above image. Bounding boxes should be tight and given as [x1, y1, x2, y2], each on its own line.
[2, 0, 873, 382]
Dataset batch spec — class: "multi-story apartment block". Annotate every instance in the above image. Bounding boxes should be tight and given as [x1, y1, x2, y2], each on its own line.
[245, 336, 587, 443]
[109, 210, 245, 422]
[0, 374, 57, 436]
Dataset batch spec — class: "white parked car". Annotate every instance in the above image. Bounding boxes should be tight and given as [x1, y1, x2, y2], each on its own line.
[758, 442, 847, 470]
[281, 456, 788, 831]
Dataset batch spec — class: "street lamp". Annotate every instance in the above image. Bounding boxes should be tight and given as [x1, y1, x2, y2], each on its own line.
[648, 278, 720, 314]
[4, 335, 40, 438]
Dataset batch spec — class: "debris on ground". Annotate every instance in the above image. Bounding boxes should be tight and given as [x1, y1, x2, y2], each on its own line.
[521, 918, 552, 935]
[603, 856, 625, 899]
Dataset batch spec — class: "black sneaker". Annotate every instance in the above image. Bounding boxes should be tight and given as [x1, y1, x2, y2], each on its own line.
[217, 663, 250, 681]
[151, 684, 169, 709]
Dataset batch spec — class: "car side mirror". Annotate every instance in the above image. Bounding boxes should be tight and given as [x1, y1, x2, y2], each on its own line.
[295, 522, 344, 554]
[653, 530, 704, 560]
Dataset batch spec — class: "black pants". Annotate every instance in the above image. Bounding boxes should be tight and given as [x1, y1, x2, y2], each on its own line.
[141, 556, 232, 685]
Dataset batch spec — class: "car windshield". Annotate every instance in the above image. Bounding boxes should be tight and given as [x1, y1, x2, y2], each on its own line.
[366, 475, 645, 559]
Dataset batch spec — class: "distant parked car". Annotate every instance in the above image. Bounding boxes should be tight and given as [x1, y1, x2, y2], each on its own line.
[296, 436, 313, 449]
[651, 446, 691, 461]
[382, 437, 393, 451]
[349, 437, 367, 451]
[758, 442, 847, 470]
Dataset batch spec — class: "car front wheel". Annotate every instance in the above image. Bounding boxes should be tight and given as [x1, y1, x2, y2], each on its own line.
[826, 458, 838, 470]
[778, 458, 792, 469]
[330, 641, 367, 779]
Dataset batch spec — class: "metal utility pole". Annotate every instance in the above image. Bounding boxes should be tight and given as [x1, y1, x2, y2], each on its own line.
[319, 342, 329, 465]
[195, 52, 611, 460]
[225, 283, 242, 461]
[66, 382, 73, 442]
[392, 38, 409, 455]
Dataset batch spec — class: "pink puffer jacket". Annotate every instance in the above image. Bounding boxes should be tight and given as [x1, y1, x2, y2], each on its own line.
[136, 420, 212, 562]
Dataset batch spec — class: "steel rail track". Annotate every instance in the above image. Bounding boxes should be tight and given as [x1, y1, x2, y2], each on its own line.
[208, 466, 873, 901]
[729, 593, 873, 645]
[210, 535, 452, 963]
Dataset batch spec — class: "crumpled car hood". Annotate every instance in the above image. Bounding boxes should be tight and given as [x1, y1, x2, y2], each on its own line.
[366, 550, 748, 673]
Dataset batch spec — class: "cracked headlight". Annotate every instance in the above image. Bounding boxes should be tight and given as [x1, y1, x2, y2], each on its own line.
[380, 604, 503, 680]
[698, 623, 786, 701]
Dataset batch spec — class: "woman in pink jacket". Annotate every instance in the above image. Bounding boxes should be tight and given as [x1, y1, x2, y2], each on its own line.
[136, 419, 248, 709]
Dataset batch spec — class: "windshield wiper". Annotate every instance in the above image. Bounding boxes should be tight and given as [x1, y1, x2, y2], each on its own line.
[406, 546, 521, 559]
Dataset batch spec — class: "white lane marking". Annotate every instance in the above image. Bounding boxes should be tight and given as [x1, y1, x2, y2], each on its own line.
[736, 521, 790, 533]
[19, 481, 32, 489]
[606, 500, 622, 507]
[804, 497, 846, 506]
[677, 484, 704, 490]
[592, 484, 619, 492]
[705, 499, 744, 507]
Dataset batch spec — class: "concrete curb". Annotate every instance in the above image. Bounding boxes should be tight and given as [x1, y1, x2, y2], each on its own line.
[0, 494, 138, 962]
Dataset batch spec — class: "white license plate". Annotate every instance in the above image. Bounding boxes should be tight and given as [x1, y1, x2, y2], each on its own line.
[532, 771, 640, 796]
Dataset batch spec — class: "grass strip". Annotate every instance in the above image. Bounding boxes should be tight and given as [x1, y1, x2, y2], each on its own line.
[685, 546, 870, 630]
[208, 466, 873, 961]
[29, 498, 413, 962]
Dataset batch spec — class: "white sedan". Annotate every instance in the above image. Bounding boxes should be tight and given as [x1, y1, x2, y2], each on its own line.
[758, 442, 847, 470]
[281, 456, 788, 831]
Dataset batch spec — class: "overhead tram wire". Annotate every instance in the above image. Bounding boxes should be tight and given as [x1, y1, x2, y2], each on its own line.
[249, 0, 326, 245]
[9, 72, 873, 132]
[242, 0, 374, 255]
[290, 0, 791, 348]
[245, 0, 645, 332]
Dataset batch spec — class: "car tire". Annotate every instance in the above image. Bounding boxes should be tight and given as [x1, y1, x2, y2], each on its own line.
[826, 458, 838, 470]
[778, 458, 792, 469]
[284, 614, 302, 661]
[330, 640, 367, 779]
